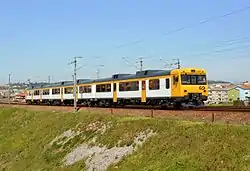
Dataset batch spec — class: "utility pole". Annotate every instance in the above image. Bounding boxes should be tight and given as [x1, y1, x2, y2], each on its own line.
[96, 68, 100, 79]
[136, 56, 144, 71]
[95, 64, 104, 79]
[139, 56, 143, 71]
[8, 74, 11, 104]
[27, 79, 31, 87]
[69, 56, 83, 113]
[173, 58, 181, 69]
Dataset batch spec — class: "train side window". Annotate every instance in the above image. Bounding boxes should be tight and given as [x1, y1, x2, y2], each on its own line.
[79, 86, 83, 93]
[101, 85, 106, 92]
[166, 78, 170, 89]
[42, 89, 50, 95]
[142, 81, 146, 90]
[107, 84, 111, 92]
[86, 86, 92, 93]
[79, 86, 91, 93]
[149, 79, 160, 90]
[96, 84, 111, 92]
[119, 81, 139, 91]
[96, 85, 101, 92]
[64, 87, 73, 94]
[52, 88, 60, 94]
[34, 90, 40, 95]
[113, 83, 116, 91]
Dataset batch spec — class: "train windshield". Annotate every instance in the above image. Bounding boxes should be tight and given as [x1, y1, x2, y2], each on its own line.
[181, 75, 207, 85]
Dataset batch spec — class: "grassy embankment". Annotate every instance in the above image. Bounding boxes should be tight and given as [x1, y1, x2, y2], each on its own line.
[207, 103, 234, 107]
[1, 107, 250, 170]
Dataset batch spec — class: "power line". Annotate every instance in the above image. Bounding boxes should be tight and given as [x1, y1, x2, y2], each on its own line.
[186, 36, 250, 52]
[207, 36, 250, 48]
[116, 5, 250, 49]
[160, 58, 181, 69]
[175, 37, 250, 60]
[161, 36, 250, 62]
[122, 56, 140, 70]
[122, 56, 156, 71]
[185, 44, 250, 59]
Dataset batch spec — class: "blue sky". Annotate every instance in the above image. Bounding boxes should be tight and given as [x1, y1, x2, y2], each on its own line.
[1, 0, 250, 84]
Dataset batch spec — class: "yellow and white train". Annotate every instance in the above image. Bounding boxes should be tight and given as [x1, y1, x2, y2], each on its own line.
[25, 68, 208, 108]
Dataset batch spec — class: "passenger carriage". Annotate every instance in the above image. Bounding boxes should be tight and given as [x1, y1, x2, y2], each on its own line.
[25, 68, 208, 108]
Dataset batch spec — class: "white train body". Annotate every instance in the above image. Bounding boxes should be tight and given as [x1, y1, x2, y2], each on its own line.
[25, 68, 208, 107]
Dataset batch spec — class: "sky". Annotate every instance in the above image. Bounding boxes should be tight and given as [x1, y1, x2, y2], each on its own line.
[0, 0, 250, 84]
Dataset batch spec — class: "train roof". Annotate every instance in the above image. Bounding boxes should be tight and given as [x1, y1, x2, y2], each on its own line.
[26, 69, 173, 90]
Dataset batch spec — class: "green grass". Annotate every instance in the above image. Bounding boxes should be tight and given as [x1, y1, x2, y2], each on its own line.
[207, 103, 234, 107]
[1, 107, 250, 170]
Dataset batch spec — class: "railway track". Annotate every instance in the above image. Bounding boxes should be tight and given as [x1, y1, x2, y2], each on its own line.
[1, 101, 250, 112]
[2, 101, 250, 124]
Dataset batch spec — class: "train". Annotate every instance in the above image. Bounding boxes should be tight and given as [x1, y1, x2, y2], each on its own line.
[25, 68, 208, 109]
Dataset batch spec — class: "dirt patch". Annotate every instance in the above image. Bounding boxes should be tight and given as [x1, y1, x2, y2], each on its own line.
[63, 129, 156, 171]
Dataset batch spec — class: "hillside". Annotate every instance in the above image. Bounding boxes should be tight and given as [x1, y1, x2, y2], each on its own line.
[1, 107, 250, 170]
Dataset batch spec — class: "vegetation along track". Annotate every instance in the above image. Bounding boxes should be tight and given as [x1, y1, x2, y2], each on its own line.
[1, 102, 250, 125]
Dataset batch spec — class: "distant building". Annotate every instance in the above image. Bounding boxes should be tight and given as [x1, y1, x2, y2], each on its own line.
[207, 84, 236, 104]
[235, 83, 250, 101]
[228, 87, 240, 102]
[206, 80, 250, 105]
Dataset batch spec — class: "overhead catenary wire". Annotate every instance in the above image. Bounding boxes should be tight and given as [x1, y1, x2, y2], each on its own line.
[159, 57, 181, 69]
[182, 43, 250, 59]
[116, 5, 250, 49]
[122, 55, 160, 71]
[116, 5, 250, 72]
[122, 56, 141, 70]
[158, 35, 250, 67]
[76, 57, 106, 79]
[200, 36, 250, 49]
[26, 5, 250, 90]
[200, 45, 250, 57]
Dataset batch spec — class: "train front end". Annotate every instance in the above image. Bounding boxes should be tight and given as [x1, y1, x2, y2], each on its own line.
[171, 68, 208, 108]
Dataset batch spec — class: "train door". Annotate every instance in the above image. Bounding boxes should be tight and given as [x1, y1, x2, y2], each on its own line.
[61, 88, 64, 103]
[141, 80, 146, 103]
[40, 90, 42, 102]
[113, 82, 117, 103]
[31, 90, 34, 102]
[171, 75, 180, 97]
[75, 86, 78, 102]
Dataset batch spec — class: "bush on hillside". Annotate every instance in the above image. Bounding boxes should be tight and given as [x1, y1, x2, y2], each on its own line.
[233, 100, 245, 106]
